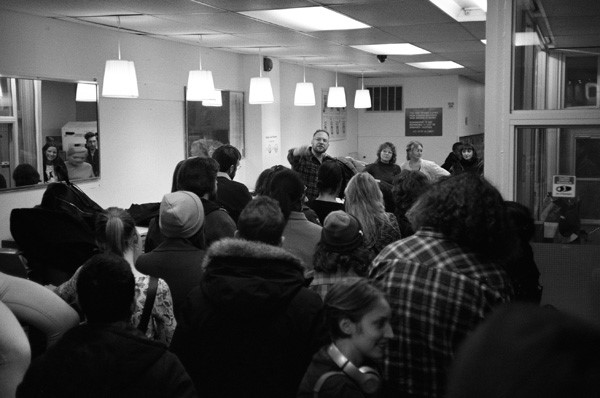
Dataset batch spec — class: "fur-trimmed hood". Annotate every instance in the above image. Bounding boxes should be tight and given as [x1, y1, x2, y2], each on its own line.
[200, 238, 308, 316]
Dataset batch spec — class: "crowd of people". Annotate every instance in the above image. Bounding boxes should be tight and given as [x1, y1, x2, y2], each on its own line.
[3, 129, 598, 398]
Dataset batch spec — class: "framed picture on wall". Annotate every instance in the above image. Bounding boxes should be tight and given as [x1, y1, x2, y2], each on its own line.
[184, 90, 245, 158]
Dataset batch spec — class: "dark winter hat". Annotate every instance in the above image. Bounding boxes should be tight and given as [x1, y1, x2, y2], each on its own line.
[159, 191, 204, 238]
[321, 211, 363, 252]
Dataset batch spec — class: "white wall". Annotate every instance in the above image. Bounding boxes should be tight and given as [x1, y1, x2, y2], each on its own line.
[357, 75, 484, 167]
[0, 10, 360, 241]
[457, 76, 485, 138]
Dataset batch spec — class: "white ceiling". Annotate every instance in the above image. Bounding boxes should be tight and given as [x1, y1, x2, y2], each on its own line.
[1, 0, 598, 83]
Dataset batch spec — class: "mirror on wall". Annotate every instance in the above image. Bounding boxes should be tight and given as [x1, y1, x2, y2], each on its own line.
[0, 76, 99, 191]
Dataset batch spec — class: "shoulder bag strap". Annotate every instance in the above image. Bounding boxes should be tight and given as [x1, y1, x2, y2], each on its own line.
[138, 276, 158, 334]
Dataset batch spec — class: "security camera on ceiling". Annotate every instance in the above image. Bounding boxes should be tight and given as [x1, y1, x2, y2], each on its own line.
[377, 55, 387, 63]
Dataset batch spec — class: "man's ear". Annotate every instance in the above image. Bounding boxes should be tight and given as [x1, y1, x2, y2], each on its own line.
[279, 236, 285, 247]
[234, 230, 240, 239]
[339, 318, 356, 335]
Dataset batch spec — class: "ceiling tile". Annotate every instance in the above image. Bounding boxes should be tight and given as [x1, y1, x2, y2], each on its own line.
[417, 40, 485, 53]
[330, 1, 453, 27]
[191, 0, 314, 12]
[309, 28, 403, 45]
[380, 23, 477, 42]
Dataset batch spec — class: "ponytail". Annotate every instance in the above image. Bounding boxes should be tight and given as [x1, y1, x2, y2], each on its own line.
[95, 207, 136, 256]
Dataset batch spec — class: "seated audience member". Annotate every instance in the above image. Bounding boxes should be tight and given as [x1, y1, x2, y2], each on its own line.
[55, 207, 176, 346]
[369, 173, 514, 398]
[450, 142, 483, 175]
[0, 174, 6, 188]
[65, 146, 94, 181]
[400, 140, 449, 182]
[136, 191, 205, 321]
[17, 253, 197, 398]
[0, 271, 79, 352]
[345, 172, 401, 257]
[504, 201, 543, 303]
[10, 182, 98, 284]
[311, 211, 372, 299]
[363, 142, 402, 185]
[308, 160, 345, 224]
[171, 196, 327, 397]
[12, 164, 40, 187]
[267, 168, 322, 271]
[298, 278, 393, 397]
[41, 142, 67, 183]
[392, 170, 430, 237]
[212, 144, 252, 223]
[0, 301, 30, 398]
[440, 141, 463, 171]
[447, 304, 600, 398]
[177, 157, 235, 247]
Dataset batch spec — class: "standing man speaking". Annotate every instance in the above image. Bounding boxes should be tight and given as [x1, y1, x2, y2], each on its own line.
[287, 129, 333, 202]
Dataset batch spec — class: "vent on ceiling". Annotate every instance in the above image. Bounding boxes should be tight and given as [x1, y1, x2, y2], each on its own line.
[366, 86, 403, 112]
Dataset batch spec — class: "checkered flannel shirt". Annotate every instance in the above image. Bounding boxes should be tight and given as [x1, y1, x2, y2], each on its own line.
[287, 147, 333, 202]
[368, 228, 512, 398]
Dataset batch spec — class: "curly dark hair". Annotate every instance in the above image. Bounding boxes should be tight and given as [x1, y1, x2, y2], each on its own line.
[377, 142, 397, 164]
[313, 241, 373, 275]
[392, 169, 430, 213]
[407, 173, 511, 260]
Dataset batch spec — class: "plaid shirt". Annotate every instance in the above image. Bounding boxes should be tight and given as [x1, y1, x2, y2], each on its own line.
[287, 147, 333, 201]
[369, 228, 512, 398]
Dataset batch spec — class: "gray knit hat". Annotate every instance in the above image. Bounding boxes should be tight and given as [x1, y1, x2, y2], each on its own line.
[159, 191, 204, 238]
[321, 210, 363, 253]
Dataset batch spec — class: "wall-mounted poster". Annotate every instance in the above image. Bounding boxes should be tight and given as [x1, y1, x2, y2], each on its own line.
[405, 107, 443, 136]
[321, 89, 347, 141]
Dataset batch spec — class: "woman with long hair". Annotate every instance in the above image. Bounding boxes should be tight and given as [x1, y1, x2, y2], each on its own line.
[308, 160, 345, 224]
[298, 278, 393, 397]
[450, 143, 484, 175]
[41, 142, 67, 183]
[345, 172, 401, 256]
[364, 142, 401, 185]
[55, 207, 176, 346]
[400, 140, 449, 182]
[392, 169, 430, 237]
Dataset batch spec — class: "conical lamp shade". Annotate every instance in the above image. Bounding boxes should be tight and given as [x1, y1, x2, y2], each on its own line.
[249, 77, 274, 104]
[202, 89, 222, 107]
[102, 59, 138, 98]
[76, 83, 97, 102]
[294, 82, 315, 106]
[327, 86, 346, 108]
[354, 89, 371, 109]
[187, 70, 216, 101]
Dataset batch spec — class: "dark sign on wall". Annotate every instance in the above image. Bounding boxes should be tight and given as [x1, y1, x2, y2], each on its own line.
[405, 107, 443, 136]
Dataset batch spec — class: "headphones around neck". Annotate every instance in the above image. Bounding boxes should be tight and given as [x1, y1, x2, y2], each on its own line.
[317, 343, 381, 395]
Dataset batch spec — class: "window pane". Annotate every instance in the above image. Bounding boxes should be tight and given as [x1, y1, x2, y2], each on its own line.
[516, 125, 600, 244]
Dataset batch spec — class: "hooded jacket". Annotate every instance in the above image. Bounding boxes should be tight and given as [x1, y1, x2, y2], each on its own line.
[171, 238, 328, 398]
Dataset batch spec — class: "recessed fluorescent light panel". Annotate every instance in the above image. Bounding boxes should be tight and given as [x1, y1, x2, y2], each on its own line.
[428, 0, 487, 22]
[407, 61, 464, 69]
[351, 43, 430, 55]
[239, 7, 370, 32]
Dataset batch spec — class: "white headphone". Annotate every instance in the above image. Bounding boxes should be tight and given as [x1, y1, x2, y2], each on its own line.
[312, 343, 381, 396]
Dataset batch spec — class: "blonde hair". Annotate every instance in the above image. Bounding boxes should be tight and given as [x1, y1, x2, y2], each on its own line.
[344, 173, 386, 248]
[405, 140, 423, 161]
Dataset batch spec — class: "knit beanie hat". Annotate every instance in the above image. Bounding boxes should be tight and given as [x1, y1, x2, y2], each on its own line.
[159, 191, 204, 238]
[321, 211, 363, 253]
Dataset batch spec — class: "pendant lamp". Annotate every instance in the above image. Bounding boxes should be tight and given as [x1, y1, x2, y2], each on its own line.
[187, 36, 216, 101]
[354, 72, 371, 109]
[102, 17, 139, 98]
[202, 89, 222, 107]
[294, 58, 315, 106]
[76, 83, 97, 102]
[327, 69, 346, 108]
[249, 48, 274, 104]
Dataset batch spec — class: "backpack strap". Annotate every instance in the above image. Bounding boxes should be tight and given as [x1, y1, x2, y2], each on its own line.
[138, 276, 158, 334]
